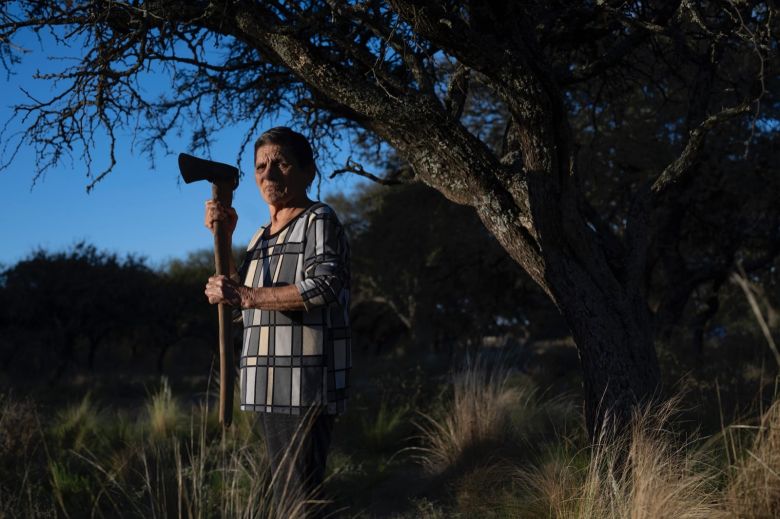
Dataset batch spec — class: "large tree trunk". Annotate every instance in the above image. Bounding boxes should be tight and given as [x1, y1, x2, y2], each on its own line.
[471, 182, 663, 438]
[356, 90, 665, 439]
[546, 253, 661, 437]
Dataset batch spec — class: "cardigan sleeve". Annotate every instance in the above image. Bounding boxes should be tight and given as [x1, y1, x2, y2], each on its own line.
[294, 207, 350, 312]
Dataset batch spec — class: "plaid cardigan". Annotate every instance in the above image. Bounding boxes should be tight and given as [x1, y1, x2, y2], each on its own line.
[236, 202, 351, 415]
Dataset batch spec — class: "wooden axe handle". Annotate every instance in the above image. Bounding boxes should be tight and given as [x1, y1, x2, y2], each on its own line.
[212, 181, 235, 428]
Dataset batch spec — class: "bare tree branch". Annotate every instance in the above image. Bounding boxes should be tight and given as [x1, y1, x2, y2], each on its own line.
[443, 63, 469, 120]
[651, 101, 752, 196]
[330, 158, 413, 186]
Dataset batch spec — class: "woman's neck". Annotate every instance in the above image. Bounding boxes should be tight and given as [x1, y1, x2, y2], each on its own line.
[268, 197, 314, 233]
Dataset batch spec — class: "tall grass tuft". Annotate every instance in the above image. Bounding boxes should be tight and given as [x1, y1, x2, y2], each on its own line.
[515, 394, 728, 519]
[412, 353, 528, 473]
[146, 376, 181, 440]
[724, 391, 780, 517]
[52, 392, 99, 451]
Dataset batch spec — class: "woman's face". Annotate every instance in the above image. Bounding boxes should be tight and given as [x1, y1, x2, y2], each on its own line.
[254, 144, 313, 208]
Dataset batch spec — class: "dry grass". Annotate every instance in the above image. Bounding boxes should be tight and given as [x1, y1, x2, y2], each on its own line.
[146, 377, 181, 440]
[724, 393, 780, 517]
[118, 388, 328, 518]
[409, 353, 780, 518]
[5, 360, 780, 518]
[515, 394, 728, 519]
[411, 353, 530, 473]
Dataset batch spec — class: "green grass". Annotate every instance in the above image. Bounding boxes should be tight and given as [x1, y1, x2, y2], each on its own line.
[0, 380, 327, 518]
[360, 399, 410, 453]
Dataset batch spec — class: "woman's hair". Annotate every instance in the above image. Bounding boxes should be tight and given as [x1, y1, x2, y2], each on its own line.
[253, 126, 315, 168]
[253, 126, 317, 190]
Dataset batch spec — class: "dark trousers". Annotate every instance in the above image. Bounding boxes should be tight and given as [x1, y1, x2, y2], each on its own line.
[256, 410, 336, 517]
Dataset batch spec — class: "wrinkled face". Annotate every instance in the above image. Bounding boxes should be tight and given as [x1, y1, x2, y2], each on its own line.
[254, 144, 313, 208]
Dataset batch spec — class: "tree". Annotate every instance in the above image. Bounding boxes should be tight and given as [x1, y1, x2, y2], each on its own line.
[1, 1, 777, 439]
[0, 243, 157, 379]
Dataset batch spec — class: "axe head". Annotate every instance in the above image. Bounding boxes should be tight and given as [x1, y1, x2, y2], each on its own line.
[178, 153, 239, 189]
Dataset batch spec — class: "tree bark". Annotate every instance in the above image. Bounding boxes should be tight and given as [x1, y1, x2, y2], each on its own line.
[544, 252, 662, 437]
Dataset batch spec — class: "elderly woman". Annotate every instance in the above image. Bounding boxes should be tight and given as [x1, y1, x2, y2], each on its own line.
[204, 126, 351, 513]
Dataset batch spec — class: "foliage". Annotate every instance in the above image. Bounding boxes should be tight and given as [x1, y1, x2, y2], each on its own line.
[359, 399, 409, 454]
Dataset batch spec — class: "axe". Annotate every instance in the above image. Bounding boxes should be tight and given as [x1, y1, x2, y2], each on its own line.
[178, 153, 239, 428]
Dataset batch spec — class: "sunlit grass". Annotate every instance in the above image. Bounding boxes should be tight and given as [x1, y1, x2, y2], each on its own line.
[724, 391, 780, 517]
[514, 394, 728, 519]
[52, 392, 99, 451]
[0, 380, 328, 518]
[411, 353, 531, 473]
[146, 377, 181, 440]
[406, 354, 780, 518]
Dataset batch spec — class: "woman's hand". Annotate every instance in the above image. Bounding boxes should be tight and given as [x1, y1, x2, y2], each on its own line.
[205, 275, 244, 306]
[204, 199, 238, 236]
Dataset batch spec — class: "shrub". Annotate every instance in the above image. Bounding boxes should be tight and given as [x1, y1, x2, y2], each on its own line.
[360, 399, 409, 453]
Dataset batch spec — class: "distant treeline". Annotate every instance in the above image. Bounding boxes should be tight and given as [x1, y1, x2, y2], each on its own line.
[0, 242, 218, 384]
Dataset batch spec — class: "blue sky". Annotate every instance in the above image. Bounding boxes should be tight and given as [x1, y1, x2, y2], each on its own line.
[0, 28, 362, 271]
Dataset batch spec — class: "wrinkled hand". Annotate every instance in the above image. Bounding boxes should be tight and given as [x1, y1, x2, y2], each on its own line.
[204, 199, 238, 236]
[205, 275, 244, 306]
